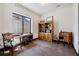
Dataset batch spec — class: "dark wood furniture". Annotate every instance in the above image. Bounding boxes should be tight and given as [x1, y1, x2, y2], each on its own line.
[21, 33, 33, 45]
[38, 16, 54, 42]
[59, 32, 72, 44]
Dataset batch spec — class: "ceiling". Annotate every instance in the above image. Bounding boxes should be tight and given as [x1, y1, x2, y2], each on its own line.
[20, 3, 72, 16]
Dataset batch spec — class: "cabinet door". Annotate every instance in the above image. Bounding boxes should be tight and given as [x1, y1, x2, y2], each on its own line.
[48, 33, 52, 41]
[63, 33, 72, 44]
[39, 33, 45, 40]
[44, 33, 47, 40]
[39, 33, 42, 40]
[45, 33, 52, 41]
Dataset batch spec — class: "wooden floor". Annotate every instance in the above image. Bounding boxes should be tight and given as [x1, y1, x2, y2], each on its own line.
[17, 39, 77, 56]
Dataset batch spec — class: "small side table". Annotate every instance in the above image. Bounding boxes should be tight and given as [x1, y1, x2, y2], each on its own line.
[59, 32, 72, 45]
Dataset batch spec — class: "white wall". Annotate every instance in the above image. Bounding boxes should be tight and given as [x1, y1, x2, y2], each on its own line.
[0, 4, 4, 33]
[0, 3, 41, 39]
[73, 4, 79, 53]
[78, 4, 79, 54]
[0, 4, 12, 33]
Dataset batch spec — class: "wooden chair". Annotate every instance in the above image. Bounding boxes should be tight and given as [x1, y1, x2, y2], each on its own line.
[0, 33, 22, 56]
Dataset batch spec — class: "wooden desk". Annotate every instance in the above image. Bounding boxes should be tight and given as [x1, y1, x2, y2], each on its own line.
[21, 33, 33, 45]
[59, 32, 72, 44]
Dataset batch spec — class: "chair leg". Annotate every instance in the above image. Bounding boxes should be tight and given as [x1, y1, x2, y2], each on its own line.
[3, 50, 4, 55]
[3, 48, 5, 55]
[10, 47, 14, 56]
[20, 45, 23, 52]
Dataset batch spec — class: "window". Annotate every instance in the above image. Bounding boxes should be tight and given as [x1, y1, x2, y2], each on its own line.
[23, 17, 31, 33]
[12, 13, 31, 34]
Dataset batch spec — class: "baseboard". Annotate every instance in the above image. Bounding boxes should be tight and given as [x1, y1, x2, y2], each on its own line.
[72, 44, 79, 56]
[33, 37, 38, 40]
[54, 40, 79, 56]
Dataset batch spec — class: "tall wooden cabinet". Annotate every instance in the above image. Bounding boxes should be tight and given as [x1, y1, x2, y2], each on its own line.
[38, 16, 54, 42]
